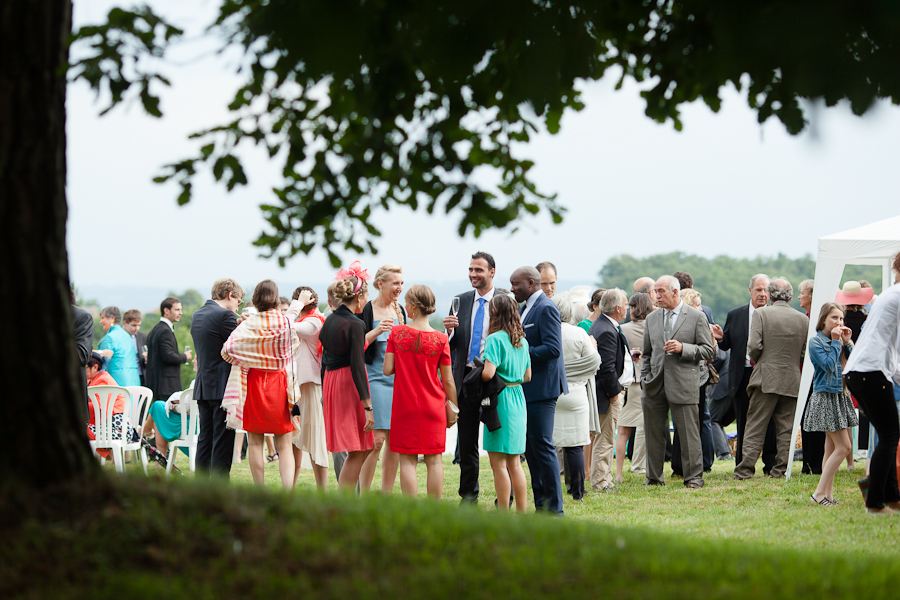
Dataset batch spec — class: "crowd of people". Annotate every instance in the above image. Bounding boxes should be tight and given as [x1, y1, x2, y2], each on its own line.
[73, 249, 900, 515]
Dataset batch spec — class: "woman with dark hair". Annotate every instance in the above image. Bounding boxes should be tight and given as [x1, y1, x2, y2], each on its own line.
[319, 262, 375, 491]
[615, 292, 654, 481]
[481, 294, 532, 512]
[578, 288, 606, 334]
[285, 285, 330, 490]
[844, 252, 900, 514]
[383, 284, 456, 499]
[222, 279, 298, 489]
[807, 303, 857, 506]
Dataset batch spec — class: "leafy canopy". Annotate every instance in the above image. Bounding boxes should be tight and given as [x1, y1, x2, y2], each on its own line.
[70, 1, 900, 265]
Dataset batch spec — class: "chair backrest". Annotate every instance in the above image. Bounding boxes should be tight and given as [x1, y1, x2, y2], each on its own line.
[178, 387, 199, 441]
[124, 386, 153, 430]
[88, 385, 131, 443]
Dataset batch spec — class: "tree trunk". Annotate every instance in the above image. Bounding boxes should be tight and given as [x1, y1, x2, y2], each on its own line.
[0, 0, 98, 485]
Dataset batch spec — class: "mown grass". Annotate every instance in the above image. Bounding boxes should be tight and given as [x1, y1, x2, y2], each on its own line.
[4, 453, 896, 599]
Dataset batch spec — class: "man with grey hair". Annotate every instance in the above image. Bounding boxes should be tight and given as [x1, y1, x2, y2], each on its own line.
[641, 275, 716, 487]
[714, 273, 778, 472]
[588, 287, 631, 491]
[734, 278, 809, 479]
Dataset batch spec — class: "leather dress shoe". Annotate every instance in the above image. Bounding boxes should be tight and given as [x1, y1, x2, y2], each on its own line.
[685, 480, 704, 489]
[643, 480, 665, 486]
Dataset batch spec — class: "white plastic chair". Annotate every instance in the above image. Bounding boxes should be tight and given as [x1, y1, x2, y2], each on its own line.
[166, 387, 199, 474]
[88, 385, 132, 473]
[123, 386, 154, 474]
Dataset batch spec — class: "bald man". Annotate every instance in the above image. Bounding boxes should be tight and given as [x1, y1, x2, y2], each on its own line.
[511, 266, 568, 515]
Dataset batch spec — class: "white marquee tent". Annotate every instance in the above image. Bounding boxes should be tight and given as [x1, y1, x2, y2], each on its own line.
[786, 214, 900, 479]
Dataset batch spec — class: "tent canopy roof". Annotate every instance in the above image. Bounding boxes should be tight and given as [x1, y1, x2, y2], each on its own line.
[821, 214, 900, 242]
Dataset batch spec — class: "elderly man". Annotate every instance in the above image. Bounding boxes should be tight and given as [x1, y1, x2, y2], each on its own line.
[536, 261, 558, 299]
[511, 266, 568, 514]
[588, 288, 631, 491]
[633, 277, 657, 306]
[714, 274, 778, 472]
[641, 276, 716, 488]
[734, 278, 808, 479]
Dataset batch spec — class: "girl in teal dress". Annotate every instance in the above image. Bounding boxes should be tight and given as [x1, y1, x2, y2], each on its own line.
[481, 294, 532, 513]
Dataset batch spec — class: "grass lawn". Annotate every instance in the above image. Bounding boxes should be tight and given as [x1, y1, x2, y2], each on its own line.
[185, 447, 897, 557]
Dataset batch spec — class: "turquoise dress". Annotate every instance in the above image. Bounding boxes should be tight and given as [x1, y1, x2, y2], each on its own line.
[99, 325, 140, 387]
[482, 331, 531, 455]
[366, 319, 398, 430]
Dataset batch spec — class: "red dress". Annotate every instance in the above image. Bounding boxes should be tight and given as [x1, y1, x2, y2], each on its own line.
[242, 368, 293, 434]
[387, 325, 452, 455]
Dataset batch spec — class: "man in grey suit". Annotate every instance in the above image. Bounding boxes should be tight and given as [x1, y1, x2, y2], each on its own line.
[641, 275, 716, 488]
[734, 278, 809, 479]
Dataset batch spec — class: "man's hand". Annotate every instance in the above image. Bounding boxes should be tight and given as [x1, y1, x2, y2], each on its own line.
[443, 315, 459, 331]
[663, 339, 683, 354]
[710, 324, 723, 340]
[185, 349, 193, 361]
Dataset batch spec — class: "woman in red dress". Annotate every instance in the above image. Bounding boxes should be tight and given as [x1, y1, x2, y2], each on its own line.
[320, 262, 376, 491]
[222, 280, 297, 490]
[384, 284, 458, 499]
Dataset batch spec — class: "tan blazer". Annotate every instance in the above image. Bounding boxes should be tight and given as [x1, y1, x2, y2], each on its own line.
[640, 305, 716, 405]
[747, 302, 809, 397]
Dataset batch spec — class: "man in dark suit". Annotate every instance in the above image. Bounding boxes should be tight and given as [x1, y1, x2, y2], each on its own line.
[192, 279, 244, 477]
[588, 288, 630, 491]
[123, 309, 149, 387]
[72, 298, 95, 423]
[146, 296, 190, 405]
[511, 266, 567, 515]
[444, 252, 502, 503]
[713, 274, 777, 473]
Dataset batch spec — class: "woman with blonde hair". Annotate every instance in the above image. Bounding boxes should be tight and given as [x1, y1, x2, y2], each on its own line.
[384, 284, 457, 499]
[221, 280, 299, 490]
[481, 294, 532, 512]
[807, 302, 857, 506]
[359, 264, 406, 493]
[319, 262, 376, 491]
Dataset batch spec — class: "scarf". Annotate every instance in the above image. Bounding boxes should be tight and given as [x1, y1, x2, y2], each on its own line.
[221, 309, 301, 430]
[297, 308, 326, 360]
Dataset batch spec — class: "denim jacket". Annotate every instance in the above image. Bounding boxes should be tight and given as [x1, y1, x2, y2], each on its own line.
[809, 331, 852, 394]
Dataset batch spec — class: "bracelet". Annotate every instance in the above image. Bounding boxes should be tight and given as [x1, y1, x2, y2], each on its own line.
[363, 406, 373, 412]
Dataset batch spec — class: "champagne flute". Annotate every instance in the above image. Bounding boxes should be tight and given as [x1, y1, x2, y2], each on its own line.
[451, 296, 460, 316]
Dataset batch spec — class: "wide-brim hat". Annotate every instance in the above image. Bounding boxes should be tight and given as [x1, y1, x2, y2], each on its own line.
[568, 285, 592, 306]
[835, 281, 874, 306]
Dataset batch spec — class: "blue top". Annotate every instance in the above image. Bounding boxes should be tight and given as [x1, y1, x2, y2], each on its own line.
[808, 331, 853, 394]
[99, 325, 141, 387]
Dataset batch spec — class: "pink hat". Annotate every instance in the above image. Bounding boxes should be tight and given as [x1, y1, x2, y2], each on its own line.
[834, 281, 874, 306]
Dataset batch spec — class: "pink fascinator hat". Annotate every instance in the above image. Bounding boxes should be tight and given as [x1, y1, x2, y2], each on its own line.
[334, 261, 371, 293]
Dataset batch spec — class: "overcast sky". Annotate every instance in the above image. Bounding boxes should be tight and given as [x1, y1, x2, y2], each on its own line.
[67, 0, 900, 296]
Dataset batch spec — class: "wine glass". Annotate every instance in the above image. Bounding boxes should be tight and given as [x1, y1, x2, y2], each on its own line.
[451, 296, 460, 316]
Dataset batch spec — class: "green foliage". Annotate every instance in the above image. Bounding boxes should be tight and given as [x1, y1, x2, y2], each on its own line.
[70, 2, 900, 265]
[4, 468, 899, 599]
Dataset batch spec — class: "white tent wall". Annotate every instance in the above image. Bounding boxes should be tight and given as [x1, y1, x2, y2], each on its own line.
[786, 215, 900, 479]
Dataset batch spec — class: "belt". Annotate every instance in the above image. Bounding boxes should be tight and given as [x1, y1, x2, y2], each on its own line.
[505, 382, 521, 388]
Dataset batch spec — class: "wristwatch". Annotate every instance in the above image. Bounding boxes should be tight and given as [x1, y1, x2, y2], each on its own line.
[364, 406, 373, 412]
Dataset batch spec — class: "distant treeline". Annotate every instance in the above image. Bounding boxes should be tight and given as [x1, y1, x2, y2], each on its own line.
[598, 252, 881, 324]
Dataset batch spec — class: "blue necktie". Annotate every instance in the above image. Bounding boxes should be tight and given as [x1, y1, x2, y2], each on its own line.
[469, 298, 486, 363]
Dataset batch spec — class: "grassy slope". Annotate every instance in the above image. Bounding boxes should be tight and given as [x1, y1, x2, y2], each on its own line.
[5, 455, 897, 600]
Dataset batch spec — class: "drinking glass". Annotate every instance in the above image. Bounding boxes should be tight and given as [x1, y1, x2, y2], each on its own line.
[451, 297, 460, 316]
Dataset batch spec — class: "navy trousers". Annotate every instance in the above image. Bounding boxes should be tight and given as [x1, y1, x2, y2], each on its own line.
[196, 398, 235, 477]
[524, 398, 564, 515]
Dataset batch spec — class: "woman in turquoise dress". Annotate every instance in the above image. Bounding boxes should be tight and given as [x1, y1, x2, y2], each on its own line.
[97, 306, 141, 387]
[359, 264, 406, 493]
[482, 294, 532, 513]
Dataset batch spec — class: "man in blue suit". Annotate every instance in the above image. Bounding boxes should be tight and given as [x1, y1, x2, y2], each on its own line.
[510, 266, 568, 515]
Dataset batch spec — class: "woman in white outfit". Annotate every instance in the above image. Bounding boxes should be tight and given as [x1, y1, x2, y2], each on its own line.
[551, 292, 601, 501]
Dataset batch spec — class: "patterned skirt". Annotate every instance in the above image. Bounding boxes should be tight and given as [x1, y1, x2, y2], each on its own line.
[805, 391, 859, 432]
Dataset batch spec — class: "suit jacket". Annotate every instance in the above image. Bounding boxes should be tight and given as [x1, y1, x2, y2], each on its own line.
[135, 330, 148, 372]
[73, 305, 94, 415]
[521, 292, 568, 402]
[746, 302, 809, 397]
[146, 321, 186, 400]
[448, 287, 508, 396]
[641, 305, 716, 405]
[719, 304, 751, 397]
[461, 359, 505, 431]
[191, 299, 239, 401]
[589, 315, 626, 413]
[701, 305, 715, 326]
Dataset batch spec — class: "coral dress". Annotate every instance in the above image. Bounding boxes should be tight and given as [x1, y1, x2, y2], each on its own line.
[387, 325, 452, 455]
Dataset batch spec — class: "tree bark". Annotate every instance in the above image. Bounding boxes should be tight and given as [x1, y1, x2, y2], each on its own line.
[0, 0, 98, 484]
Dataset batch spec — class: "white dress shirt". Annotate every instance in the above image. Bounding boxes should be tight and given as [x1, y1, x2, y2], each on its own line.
[745, 304, 757, 367]
[845, 282, 900, 384]
[664, 300, 684, 336]
[160, 317, 175, 332]
[520, 289, 545, 323]
[604, 313, 634, 387]
[467, 287, 495, 366]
